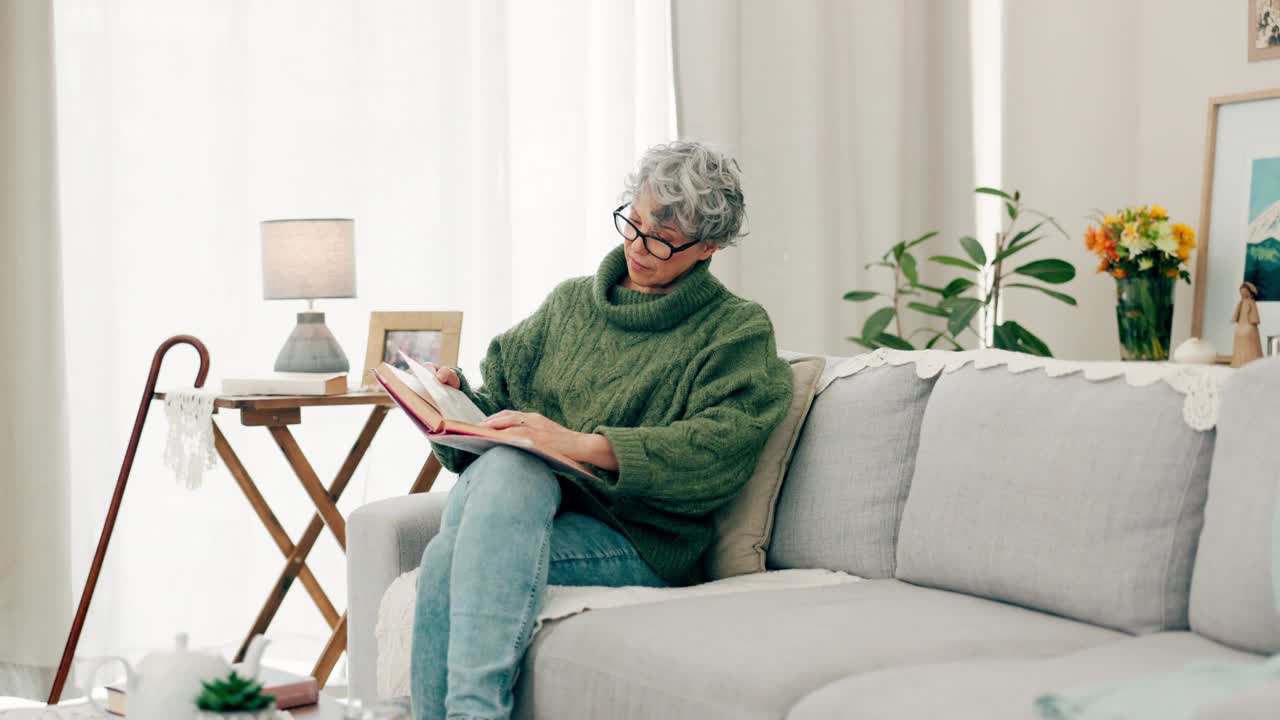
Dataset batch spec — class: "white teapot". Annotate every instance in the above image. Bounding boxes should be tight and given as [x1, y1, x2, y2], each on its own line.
[85, 633, 270, 720]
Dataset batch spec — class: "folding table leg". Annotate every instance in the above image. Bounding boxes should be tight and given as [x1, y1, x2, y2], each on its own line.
[212, 420, 340, 629]
[232, 406, 388, 663]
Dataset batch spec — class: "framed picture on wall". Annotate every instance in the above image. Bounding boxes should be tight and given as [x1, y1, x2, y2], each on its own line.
[1250, 0, 1280, 61]
[1193, 89, 1280, 356]
[362, 311, 463, 388]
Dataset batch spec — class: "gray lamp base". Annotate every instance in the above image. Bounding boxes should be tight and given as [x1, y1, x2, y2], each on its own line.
[274, 311, 350, 373]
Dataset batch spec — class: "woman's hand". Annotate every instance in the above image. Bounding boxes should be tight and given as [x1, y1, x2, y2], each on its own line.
[482, 410, 616, 469]
[419, 361, 460, 390]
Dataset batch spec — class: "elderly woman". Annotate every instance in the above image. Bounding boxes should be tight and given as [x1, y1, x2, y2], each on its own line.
[409, 141, 793, 720]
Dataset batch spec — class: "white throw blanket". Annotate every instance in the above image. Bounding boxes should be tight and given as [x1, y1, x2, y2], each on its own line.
[375, 568, 859, 699]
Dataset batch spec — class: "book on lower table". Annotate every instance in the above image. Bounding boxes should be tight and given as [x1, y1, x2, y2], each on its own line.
[372, 352, 599, 481]
[105, 665, 318, 715]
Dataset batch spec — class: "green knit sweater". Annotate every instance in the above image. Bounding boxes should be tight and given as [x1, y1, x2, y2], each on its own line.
[431, 244, 793, 586]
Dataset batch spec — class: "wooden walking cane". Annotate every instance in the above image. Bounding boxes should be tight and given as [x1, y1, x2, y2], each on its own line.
[46, 334, 211, 705]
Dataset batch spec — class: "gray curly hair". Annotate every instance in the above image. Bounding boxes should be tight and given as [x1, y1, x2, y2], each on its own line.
[620, 141, 747, 248]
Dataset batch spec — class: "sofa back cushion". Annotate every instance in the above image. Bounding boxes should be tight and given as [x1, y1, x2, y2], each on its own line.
[895, 365, 1215, 635]
[768, 361, 938, 578]
[1189, 358, 1280, 654]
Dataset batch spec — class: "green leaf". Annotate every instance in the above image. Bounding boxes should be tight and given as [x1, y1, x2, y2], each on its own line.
[930, 255, 981, 272]
[908, 301, 949, 318]
[875, 332, 915, 350]
[904, 230, 939, 250]
[1009, 220, 1045, 246]
[1023, 208, 1069, 239]
[959, 235, 987, 266]
[925, 333, 943, 349]
[992, 236, 1043, 263]
[975, 186, 1013, 200]
[912, 282, 945, 295]
[900, 252, 919, 285]
[1005, 282, 1077, 305]
[842, 290, 879, 301]
[863, 307, 895, 339]
[1013, 258, 1076, 284]
[945, 297, 983, 337]
[1004, 320, 1053, 357]
[1006, 202, 1018, 220]
[992, 323, 1015, 351]
[941, 277, 976, 298]
[891, 242, 905, 261]
[846, 335, 879, 350]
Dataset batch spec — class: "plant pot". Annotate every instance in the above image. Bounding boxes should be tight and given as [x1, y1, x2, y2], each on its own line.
[1115, 275, 1175, 361]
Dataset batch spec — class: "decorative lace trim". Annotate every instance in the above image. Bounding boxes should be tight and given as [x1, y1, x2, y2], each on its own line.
[819, 348, 1235, 432]
[162, 388, 218, 489]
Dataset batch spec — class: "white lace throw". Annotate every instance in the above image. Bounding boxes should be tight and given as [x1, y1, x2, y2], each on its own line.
[819, 348, 1235, 431]
[375, 568, 859, 699]
[162, 388, 218, 489]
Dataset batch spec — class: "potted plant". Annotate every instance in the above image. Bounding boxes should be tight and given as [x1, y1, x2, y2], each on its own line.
[843, 187, 1077, 355]
[1085, 205, 1196, 360]
[194, 670, 277, 720]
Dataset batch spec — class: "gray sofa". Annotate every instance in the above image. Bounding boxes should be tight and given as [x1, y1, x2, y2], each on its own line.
[346, 352, 1280, 719]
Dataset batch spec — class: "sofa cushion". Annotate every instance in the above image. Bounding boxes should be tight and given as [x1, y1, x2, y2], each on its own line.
[786, 632, 1263, 720]
[1189, 357, 1280, 655]
[512, 578, 1121, 720]
[895, 365, 1216, 634]
[706, 355, 824, 579]
[769, 361, 938, 577]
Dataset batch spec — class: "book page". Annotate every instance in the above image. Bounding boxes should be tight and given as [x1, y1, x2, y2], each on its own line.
[399, 351, 488, 425]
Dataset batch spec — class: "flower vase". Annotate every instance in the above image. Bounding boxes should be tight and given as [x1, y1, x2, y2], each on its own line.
[1115, 275, 1175, 361]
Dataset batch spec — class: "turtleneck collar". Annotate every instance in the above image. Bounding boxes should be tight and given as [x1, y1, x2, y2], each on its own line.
[591, 244, 726, 331]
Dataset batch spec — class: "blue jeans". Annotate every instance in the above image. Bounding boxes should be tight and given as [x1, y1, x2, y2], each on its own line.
[409, 446, 668, 720]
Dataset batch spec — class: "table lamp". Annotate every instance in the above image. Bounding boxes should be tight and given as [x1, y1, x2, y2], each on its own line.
[261, 218, 356, 373]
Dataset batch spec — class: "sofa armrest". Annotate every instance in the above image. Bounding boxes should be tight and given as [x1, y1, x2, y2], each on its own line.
[347, 491, 449, 704]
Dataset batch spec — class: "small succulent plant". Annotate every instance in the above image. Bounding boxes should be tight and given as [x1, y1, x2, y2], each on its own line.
[195, 671, 276, 713]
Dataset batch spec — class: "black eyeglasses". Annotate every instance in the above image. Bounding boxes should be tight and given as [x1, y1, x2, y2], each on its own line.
[613, 204, 701, 261]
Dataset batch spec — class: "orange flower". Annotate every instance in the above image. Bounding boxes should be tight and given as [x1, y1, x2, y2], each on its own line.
[1112, 268, 1128, 279]
[1165, 268, 1179, 278]
[1097, 259, 1111, 273]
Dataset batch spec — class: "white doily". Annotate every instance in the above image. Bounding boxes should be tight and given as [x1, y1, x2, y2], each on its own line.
[162, 388, 218, 489]
[819, 348, 1235, 432]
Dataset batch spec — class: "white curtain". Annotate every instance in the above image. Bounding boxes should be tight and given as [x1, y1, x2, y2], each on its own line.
[1, 0, 72, 701]
[673, 0, 975, 355]
[51, 0, 674, 679]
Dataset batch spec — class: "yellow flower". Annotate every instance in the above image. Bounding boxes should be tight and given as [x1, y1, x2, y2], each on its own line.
[1105, 214, 1118, 226]
[1173, 222, 1195, 247]
[1150, 204, 1168, 220]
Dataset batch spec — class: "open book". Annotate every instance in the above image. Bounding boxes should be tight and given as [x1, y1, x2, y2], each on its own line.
[372, 352, 599, 481]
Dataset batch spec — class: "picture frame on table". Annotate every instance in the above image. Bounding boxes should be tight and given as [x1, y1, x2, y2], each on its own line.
[1193, 88, 1280, 359]
[1249, 0, 1280, 62]
[362, 311, 463, 389]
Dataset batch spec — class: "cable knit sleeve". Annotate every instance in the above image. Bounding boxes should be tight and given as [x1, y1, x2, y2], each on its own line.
[590, 316, 793, 517]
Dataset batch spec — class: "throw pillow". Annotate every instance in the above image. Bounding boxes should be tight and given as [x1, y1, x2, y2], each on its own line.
[704, 354, 825, 579]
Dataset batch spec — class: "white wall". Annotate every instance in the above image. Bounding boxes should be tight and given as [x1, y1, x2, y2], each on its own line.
[1006, 0, 1280, 359]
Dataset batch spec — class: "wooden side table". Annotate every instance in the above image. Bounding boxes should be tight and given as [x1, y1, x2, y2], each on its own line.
[152, 389, 441, 688]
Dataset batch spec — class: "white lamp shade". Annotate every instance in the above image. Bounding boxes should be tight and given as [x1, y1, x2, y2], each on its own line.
[261, 218, 356, 300]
